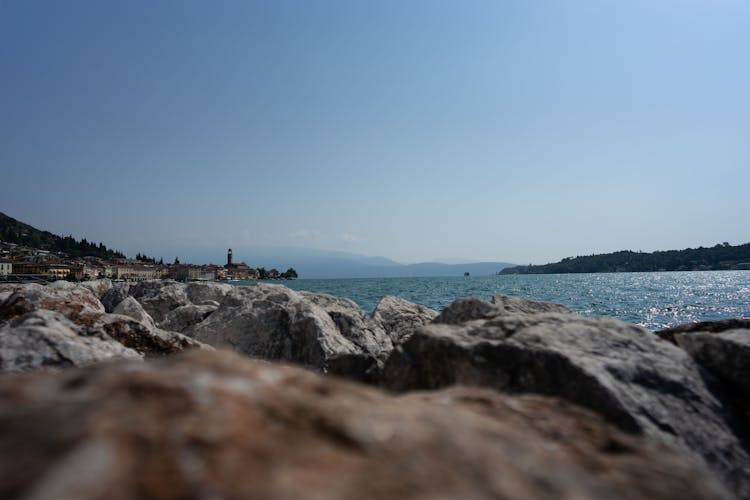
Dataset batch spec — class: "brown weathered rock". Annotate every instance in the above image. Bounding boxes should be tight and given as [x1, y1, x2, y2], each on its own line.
[0, 350, 731, 500]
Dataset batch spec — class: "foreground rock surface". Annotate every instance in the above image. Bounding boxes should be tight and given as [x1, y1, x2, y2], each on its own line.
[383, 294, 750, 498]
[0, 350, 730, 500]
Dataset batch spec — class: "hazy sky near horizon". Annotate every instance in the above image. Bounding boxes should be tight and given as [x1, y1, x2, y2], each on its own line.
[2, 0, 749, 265]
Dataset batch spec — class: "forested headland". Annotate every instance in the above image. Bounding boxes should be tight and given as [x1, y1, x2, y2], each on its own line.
[500, 242, 750, 274]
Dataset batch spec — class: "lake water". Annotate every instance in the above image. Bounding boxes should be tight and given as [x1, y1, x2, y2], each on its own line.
[247, 271, 750, 330]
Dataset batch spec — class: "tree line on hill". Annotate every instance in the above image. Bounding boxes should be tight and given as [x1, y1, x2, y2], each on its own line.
[500, 242, 750, 274]
[0, 212, 126, 260]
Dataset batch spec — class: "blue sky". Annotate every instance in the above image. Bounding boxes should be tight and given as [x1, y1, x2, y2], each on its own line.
[2, 0, 748, 265]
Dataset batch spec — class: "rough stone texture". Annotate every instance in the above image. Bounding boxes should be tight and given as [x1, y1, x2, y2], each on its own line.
[0, 349, 731, 500]
[129, 281, 191, 323]
[78, 279, 113, 299]
[97, 314, 210, 358]
[185, 284, 386, 381]
[656, 319, 750, 344]
[383, 296, 750, 498]
[0, 310, 142, 373]
[112, 296, 157, 330]
[0, 282, 105, 326]
[434, 294, 571, 325]
[159, 303, 218, 333]
[371, 295, 438, 344]
[300, 291, 393, 363]
[185, 282, 233, 306]
[664, 322, 750, 401]
[0, 282, 208, 367]
[100, 282, 132, 313]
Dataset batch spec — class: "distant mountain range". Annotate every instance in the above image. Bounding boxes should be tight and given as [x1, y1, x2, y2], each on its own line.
[500, 243, 750, 275]
[190, 246, 515, 279]
[0, 212, 515, 278]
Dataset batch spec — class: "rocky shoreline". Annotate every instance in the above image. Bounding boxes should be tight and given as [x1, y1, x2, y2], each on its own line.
[1, 279, 749, 499]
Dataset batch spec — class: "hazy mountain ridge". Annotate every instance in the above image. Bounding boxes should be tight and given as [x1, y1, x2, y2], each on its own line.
[209, 247, 515, 279]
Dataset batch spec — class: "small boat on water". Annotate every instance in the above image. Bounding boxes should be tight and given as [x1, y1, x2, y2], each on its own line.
[464, 272, 470, 277]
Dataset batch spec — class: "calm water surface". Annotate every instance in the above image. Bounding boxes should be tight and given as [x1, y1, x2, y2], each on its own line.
[246, 271, 750, 330]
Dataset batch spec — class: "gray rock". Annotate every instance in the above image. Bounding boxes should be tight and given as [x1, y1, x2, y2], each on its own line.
[112, 296, 156, 330]
[0, 310, 142, 373]
[185, 284, 387, 380]
[300, 291, 393, 363]
[185, 281, 233, 306]
[78, 279, 113, 299]
[672, 325, 750, 400]
[100, 282, 131, 313]
[382, 296, 750, 498]
[160, 303, 218, 333]
[434, 294, 571, 324]
[129, 280, 190, 323]
[371, 295, 438, 344]
[0, 282, 207, 362]
[96, 314, 210, 358]
[0, 282, 105, 325]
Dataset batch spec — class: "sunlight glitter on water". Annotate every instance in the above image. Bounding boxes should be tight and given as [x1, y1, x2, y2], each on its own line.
[251, 270, 750, 330]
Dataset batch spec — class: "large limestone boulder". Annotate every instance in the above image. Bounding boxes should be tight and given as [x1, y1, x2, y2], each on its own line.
[96, 314, 209, 358]
[299, 291, 393, 362]
[185, 284, 386, 381]
[185, 281, 233, 305]
[659, 320, 750, 400]
[159, 303, 218, 333]
[0, 310, 142, 373]
[128, 280, 191, 323]
[434, 294, 571, 325]
[0, 282, 105, 326]
[383, 294, 750, 498]
[112, 296, 157, 330]
[78, 279, 113, 299]
[371, 295, 438, 344]
[100, 282, 131, 313]
[0, 349, 730, 500]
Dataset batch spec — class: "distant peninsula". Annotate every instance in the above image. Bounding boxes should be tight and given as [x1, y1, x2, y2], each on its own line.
[500, 242, 750, 275]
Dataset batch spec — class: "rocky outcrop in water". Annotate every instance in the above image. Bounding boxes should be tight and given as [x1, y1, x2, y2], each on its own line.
[0, 349, 731, 500]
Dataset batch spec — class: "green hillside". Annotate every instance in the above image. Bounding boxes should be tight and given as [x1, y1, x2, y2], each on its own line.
[0, 212, 126, 260]
[500, 243, 750, 275]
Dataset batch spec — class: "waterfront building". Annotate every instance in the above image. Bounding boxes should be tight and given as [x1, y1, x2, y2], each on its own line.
[224, 248, 254, 280]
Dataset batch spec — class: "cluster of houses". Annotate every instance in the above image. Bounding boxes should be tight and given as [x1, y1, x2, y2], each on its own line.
[0, 244, 288, 283]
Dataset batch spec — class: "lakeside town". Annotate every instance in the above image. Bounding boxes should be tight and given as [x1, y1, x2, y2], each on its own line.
[0, 242, 297, 283]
